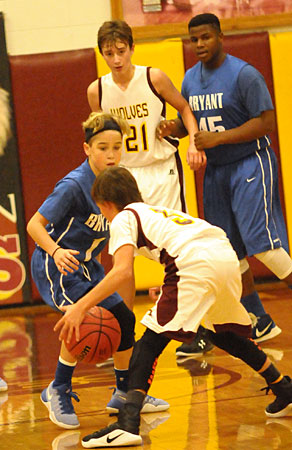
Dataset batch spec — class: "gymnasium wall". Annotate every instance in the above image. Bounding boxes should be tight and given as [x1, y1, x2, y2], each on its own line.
[3, 30, 292, 304]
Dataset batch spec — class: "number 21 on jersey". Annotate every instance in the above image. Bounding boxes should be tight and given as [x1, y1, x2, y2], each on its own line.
[125, 123, 149, 152]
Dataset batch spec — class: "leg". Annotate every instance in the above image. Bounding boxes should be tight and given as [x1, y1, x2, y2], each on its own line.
[40, 341, 80, 429]
[208, 330, 292, 417]
[82, 329, 170, 448]
[107, 302, 169, 414]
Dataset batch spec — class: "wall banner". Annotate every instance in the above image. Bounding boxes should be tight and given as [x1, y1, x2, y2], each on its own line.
[0, 12, 31, 305]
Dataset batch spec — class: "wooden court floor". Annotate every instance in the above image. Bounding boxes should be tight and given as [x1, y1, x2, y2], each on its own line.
[0, 282, 292, 450]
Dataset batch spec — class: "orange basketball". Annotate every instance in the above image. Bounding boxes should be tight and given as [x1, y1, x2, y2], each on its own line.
[65, 306, 121, 364]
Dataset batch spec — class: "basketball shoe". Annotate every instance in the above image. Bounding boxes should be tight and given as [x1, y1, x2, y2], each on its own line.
[176, 326, 214, 357]
[264, 376, 292, 418]
[250, 313, 282, 343]
[41, 381, 80, 429]
[106, 388, 169, 414]
[82, 405, 142, 448]
[0, 377, 8, 392]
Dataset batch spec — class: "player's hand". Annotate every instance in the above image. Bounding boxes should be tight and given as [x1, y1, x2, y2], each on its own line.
[187, 144, 207, 171]
[53, 248, 80, 275]
[156, 120, 176, 141]
[54, 303, 85, 343]
[194, 130, 221, 149]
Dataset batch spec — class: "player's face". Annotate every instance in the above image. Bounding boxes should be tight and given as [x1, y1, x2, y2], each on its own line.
[189, 24, 223, 68]
[101, 40, 134, 77]
[84, 130, 122, 176]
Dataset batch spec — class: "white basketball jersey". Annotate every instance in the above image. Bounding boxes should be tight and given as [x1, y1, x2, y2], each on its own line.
[109, 202, 229, 261]
[100, 65, 178, 167]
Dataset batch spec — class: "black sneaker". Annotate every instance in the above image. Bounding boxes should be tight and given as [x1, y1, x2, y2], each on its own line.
[264, 376, 292, 418]
[82, 422, 142, 448]
[176, 326, 214, 357]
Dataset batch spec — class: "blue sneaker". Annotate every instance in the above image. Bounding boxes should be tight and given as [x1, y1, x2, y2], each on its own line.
[250, 313, 282, 343]
[0, 378, 8, 392]
[106, 388, 169, 414]
[41, 381, 80, 429]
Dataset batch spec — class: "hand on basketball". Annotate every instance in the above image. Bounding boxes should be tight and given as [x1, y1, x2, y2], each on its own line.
[187, 143, 207, 171]
[156, 119, 176, 141]
[54, 303, 85, 343]
[53, 248, 80, 275]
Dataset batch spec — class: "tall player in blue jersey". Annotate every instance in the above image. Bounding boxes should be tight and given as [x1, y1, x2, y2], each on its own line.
[157, 13, 292, 356]
[26, 112, 168, 430]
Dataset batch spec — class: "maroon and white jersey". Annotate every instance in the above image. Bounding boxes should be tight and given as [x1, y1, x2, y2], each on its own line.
[109, 202, 229, 262]
[100, 65, 178, 167]
[109, 202, 251, 338]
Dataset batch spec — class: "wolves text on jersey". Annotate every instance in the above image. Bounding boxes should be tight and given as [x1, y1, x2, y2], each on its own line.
[189, 93, 223, 111]
[110, 103, 149, 120]
[85, 213, 109, 232]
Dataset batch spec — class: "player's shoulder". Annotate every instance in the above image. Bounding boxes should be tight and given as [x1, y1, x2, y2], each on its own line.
[61, 161, 91, 188]
[87, 78, 99, 93]
[184, 61, 200, 79]
[149, 66, 169, 83]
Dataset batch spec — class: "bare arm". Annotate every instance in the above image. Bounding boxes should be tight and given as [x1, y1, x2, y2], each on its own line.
[54, 244, 135, 342]
[117, 258, 136, 311]
[87, 79, 102, 112]
[27, 211, 79, 275]
[195, 110, 275, 149]
[151, 69, 206, 170]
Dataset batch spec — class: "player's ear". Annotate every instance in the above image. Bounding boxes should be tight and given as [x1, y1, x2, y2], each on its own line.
[83, 142, 90, 156]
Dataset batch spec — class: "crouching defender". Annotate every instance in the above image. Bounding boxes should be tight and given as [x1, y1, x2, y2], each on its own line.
[55, 166, 292, 447]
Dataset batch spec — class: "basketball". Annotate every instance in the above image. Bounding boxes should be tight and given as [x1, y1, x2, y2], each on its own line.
[65, 306, 121, 364]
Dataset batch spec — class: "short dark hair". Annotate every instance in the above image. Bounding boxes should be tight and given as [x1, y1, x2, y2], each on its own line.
[188, 13, 221, 32]
[98, 20, 134, 53]
[92, 166, 143, 210]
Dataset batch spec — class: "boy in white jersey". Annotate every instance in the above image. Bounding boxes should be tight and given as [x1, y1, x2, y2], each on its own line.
[55, 166, 292, 448]
[87, 20, 206, 210]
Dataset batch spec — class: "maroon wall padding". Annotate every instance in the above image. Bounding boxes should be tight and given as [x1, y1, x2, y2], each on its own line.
[9, 49, 98, 300]
[182, 32, 284, 279]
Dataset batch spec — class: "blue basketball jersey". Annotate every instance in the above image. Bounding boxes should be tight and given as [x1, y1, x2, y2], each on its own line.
[38, 159, 109, 261]
[32, 159, 122, 311]
[181, 54, 274, 165]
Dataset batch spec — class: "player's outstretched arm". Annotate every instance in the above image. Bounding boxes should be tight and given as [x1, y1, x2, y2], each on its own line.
[151, 68, 206, 171]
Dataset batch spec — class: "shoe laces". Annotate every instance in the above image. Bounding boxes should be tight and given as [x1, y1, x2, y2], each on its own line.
[144, 394, 157, 404]
[56, 384, 80, 414]
[260, 375, 292, 396]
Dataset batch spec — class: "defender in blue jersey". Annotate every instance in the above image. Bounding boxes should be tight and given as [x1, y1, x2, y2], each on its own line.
[157, 13, 292, 355]
[27, 112, 168, 429]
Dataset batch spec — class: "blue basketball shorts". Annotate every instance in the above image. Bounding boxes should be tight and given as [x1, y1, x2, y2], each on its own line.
[203, 147, 289, 260]
[31, 247, 123, 312]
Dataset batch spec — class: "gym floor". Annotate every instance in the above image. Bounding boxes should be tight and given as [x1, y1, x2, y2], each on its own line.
[0, 282, 291, 450]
